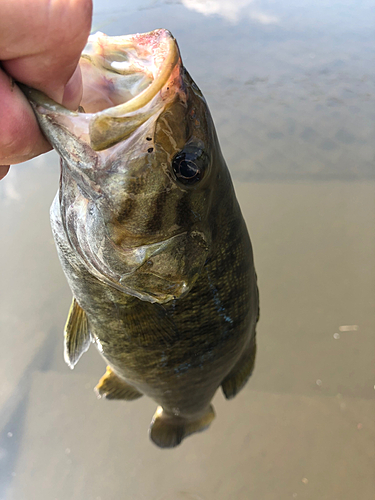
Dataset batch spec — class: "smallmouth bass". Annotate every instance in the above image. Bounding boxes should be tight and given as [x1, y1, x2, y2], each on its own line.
[22, 29, 259, 448]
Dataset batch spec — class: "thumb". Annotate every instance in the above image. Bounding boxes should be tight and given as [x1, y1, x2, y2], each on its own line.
[63, 64, 83, 110]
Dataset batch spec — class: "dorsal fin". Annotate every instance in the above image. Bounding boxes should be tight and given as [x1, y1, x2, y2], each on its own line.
[64, 298, 91, 369]
[221, 341, 257, 399]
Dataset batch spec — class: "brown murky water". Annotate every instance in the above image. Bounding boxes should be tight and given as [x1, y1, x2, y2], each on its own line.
[1, 1, 374, 499]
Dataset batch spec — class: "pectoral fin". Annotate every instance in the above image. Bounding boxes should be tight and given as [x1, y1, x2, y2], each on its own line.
[149, 405, 215, 448]
[95, 366, 143, 400]
[64, 298, 91, 369]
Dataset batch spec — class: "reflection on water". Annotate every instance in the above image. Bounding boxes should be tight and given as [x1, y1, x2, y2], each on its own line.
[181, 0, 279, 24]
[0, 0, 374, 499]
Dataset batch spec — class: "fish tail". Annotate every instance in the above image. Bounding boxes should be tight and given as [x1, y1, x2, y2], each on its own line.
[149, 405, 215, 448]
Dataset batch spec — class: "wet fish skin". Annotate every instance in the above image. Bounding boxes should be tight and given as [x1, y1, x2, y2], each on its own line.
[23, 30, 259, 448]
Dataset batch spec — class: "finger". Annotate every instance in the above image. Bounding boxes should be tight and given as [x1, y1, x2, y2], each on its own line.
[0, 68, 51, 165]
[0, 0, 92, 108]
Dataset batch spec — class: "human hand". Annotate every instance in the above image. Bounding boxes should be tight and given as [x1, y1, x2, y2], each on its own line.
[0, 0, 92, 179]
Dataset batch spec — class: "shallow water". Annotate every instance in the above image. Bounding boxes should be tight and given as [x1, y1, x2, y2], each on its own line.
[0, 1, 374, 499]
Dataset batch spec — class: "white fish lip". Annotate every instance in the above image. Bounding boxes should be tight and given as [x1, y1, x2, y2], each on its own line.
[20, 29, 180, 151]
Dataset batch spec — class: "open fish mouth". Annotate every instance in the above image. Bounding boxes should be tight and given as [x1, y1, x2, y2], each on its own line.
[20, 29, 180, 151]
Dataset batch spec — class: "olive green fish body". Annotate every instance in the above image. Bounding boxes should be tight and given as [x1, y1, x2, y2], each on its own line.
[25, 30, 259, 448]
[52, 180, 257, 415]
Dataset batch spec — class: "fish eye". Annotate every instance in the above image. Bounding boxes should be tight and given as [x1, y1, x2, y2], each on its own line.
[172, 146, 209, 186]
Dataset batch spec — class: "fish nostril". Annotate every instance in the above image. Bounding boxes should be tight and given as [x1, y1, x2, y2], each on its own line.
[148, 148, 154, 153]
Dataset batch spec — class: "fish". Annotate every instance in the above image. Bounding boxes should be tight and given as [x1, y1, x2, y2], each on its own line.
[21, 29, 259, 448]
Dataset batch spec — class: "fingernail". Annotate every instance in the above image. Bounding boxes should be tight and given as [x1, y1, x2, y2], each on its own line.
[62, 65, 83, 110]
[0, 165, 10, 180]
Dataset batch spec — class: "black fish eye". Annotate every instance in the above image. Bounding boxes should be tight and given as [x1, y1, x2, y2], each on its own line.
[172, 146, 209, 186]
